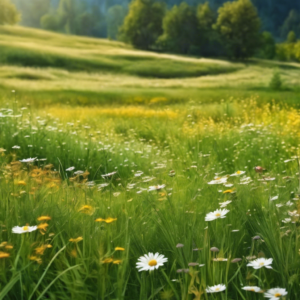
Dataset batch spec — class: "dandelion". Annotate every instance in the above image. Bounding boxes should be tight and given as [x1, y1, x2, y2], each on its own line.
[113, 259, 122, 264]
[264, 288, 287, 299]
[223, 189, 234, 194]
[230, 171, 245, 176]
[115, 247, 125, 251]
[69, 237, 83, 243]
[37, 216, 51, 222]
[17, 181, 26, 186]
[12, 225, 37, 234]
[0, 252, 10, 258]
[78, 205, 94, 215]
[95, 217, 117, 223]
[242, 286, 261, 292]
[102, 258, 113, 264]
[136, 252, 168, 272]
[37, 223, 49, 233]
[247, 258, 272, 269]
[205, 209, 229, 221]
[206, 284, 226, 293]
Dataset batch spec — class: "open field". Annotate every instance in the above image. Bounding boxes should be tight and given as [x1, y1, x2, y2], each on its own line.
[1, 26, 300, 300]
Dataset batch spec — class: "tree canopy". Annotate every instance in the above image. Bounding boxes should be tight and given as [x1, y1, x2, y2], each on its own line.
[0, 0, 20, 25]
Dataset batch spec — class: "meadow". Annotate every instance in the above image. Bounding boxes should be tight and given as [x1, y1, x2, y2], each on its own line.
[0, 26, 300, 300]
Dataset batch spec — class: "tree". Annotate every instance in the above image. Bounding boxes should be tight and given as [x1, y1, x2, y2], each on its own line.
[259, 31, 276, 59]
[119, 0, 165, 50]
[57, 0, 79, 34]
[287, 30, 297, 43]
[214, 0, 261, 59]
[0, 0, 20, 25]
[280, 10, 300, 40]
[107, 5, 127, 40]
[40, 13, 62, 32]
[157, 3, 198, 54]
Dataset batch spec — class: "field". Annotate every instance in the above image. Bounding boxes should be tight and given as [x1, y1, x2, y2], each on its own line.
[0, 25, 300, 300]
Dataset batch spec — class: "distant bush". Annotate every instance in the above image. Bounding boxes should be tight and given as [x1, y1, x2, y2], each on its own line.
[269, 71, 282, 90]
[0, 0, 20, 25]
[256, 31, 276, 59]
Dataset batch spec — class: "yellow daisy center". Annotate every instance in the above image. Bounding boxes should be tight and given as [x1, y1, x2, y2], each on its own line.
[215, 288, 220, 291]
[274, 293, 281, 297]
[215, 213, 221, 217]
[148, 259, 157, 266]
[259, 262, 264, 266]
[237, 171, 241, 174]
[23, 226, 29, 231]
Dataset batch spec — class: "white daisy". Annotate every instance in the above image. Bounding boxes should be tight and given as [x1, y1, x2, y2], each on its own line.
[12, 225, 38, 234]
[206, 284, 226, 293]
[208, 177, 227, 185]
[242, 286, 261, 292]
[230, 171, 246, 176]
[246, 258, 272, 269]
[282, 218, 291, 223]
[264, 288, 288, 299]
[270, 195, 279, 201]
[12, 145, 20, 149]
[219, 200, 232, 208]
[148, 185, 166, 191]
[66, 166, 75, 171]
[136, 252, 168, 272]
[205, 209, 229, 222]
[19, 157, 37, 163]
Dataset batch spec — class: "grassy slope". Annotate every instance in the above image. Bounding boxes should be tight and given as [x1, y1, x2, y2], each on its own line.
[0, 26, 300, 107]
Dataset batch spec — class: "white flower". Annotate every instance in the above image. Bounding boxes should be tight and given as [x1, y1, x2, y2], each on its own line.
[240, 176, 252, 185]
[264, 288, 288, 299]
[224, 183, 234, 187]
[205, 209, 229, 222]
[206, 284, 226, 293]
[286, 201, 293, 207]
[136, 252, 168, 272]
[19, 157, 37, 163]
[134, 171, 144, 177]
[208, 177, 227, 185]
[270, 195, 278, 201]
[282, 218, 291, 223]
[12, 225, 37, 234]
[230, 171, 246, 176]
[102, 171, 117, 178]
[148, 184, 165, 191]
[242, 286, 261, 292]
[219, 200, 232, 208]
[12, 145, 20, 149]
[288, 210, 299, 217]
[247, 258, 272, 269]
[66, 166, 75, 171]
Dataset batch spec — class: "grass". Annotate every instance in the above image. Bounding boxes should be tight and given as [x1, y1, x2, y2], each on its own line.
[0, 25, 300, 300]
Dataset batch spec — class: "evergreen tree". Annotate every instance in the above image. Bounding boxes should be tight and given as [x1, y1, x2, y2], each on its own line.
[214, 0, 261, 59]
[281, 10, 300, 39]
[287, 30, 297, 43]
[107, 5, 127, 40]
[119, 0, 165, 49]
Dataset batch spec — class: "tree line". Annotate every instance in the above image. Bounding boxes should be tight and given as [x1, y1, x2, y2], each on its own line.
[1, 0, 300, 60]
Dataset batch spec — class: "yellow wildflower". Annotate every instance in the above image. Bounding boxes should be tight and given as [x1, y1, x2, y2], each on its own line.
[37, 223, 49, 232]
[78, 205, 94, 215]
[17, 181, 26, 186]
[37, 216, 51, 222]
[223, 189, 234, 194]
[115, 247, 125, 251]
[0, 251, 10, 258]
[69, 237, 83, 243]
[101, 258, 113, 264]
[113, 260, 122, 264]
[95, 217, 117, 223]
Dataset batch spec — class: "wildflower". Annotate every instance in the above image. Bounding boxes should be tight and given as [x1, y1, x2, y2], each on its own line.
[282, 218, 291, 223]
[78, 205, 94, 215]
[136, 252, 168, 272]
[37, 216, 51, 222]
[176, 243, 184, 248]
[188, 262, 199, 267]
[0, 252, 10, 258]
[230, 171, 245, 176]
[148, 185, 166, 191]
[12, 145, 20, 149]
[37, 223, 49, 232]
[247, 258, 272, 269]
[219, 200, 232, 208]
[113, 259, 122, 264]
[206, 284, 226, 293]
[231, 258, 242, 263]
[288, 210, 299, 217]
[223, 189, 234, 194]
[66, 166, 75, 171]
[264, 288, 287, 299]
[12, 225, 37, 234]
[101, 171, 117, 178]
[115, 247, 125, 251]
[69, 237, 83, 243]
[210, 247, 219, 252]
[213, 258, 228, 261]
[17, 181, 26, 186]
[208, 177, 227, 185]
[102, 258, 113, 264]
[35, 245, 50, 255]
[205, 209, 229, 221]
[19, 157, 37, 163]
[95, 217, 117, 223]
[254, 166, 265, 173]
[242, 286, 261, 292]
[270, 195, 279, 201]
